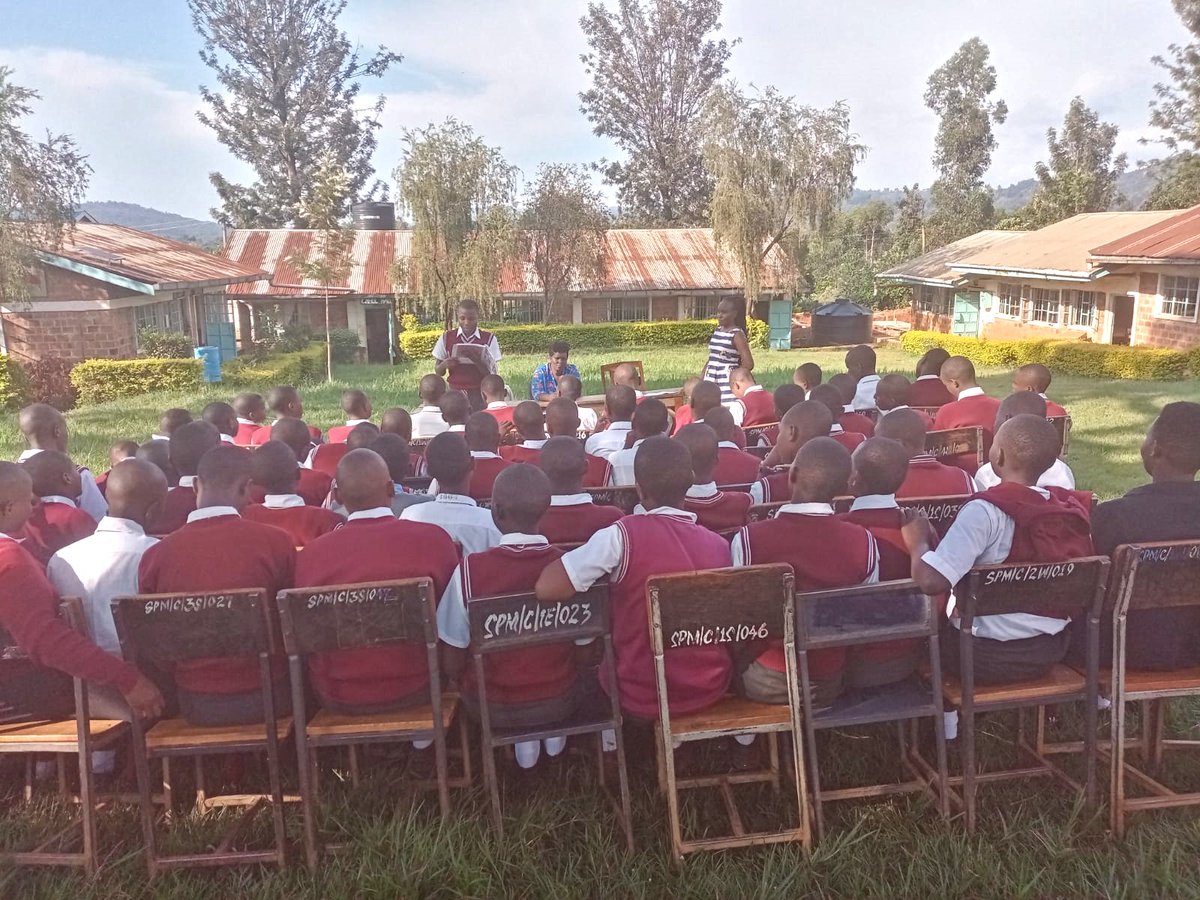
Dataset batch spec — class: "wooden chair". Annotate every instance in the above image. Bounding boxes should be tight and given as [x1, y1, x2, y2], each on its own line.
[924, 426, 985, 471]
[1106, 540, 1200, 838]
[745, 445, 772, 461]
[113, 588, 291, 875]
[0, 598, 126, 875]
[586, 485, 641, 515]
[466, 585, 632, 846]
[743, 423, 779, 447]
[750, 495, 970, 537]
[911, 406, 943, 419]
[310, 443, 349, 477]
[275, 578, 465, 869]
[914, 557, 1110, 832]
[647, 564, 809, 860]
[600, 361, 645, 392]
[1048, 415, 1072, 458]
[400, 476, 433, 494]
[793, 581, 949, 841]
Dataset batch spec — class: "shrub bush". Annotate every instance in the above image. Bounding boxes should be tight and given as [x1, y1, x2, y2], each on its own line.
[222, 343, 327, 388]
[398, 318, 770, 359]
[0, 354, 23, 410]
[320, 328, 361, 363]
[136, 328, 194, 359]
[71, 358, 203, 406]
[23, 358, 78, 410]
[899, 330, 1192, 381]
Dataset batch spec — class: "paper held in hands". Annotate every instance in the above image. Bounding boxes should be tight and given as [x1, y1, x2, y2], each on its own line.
[451, 344, 488, 365]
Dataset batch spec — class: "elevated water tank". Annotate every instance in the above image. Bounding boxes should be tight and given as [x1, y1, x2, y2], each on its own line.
[811, 297, 873, 347]
[351, 201, 396, 230]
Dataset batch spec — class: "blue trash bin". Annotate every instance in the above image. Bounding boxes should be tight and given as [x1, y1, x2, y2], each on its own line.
[194, 346, 222, 383]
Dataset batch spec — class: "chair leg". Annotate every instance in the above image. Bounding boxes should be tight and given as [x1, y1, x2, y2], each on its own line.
[457, 716, 473, 787]
[612, 724, 634, 853]
[1110, 692, 1127, 839]
[303, 746, 321, 869]
[77, 744, 98, 875]
[932, 711, 950, 820]
[24, 754, 34, 803]
[161, 756, 173, 824]
[962, 707, 977, 834]
[265, 735, 287, 869]
[434, 730, 451, 819]
[481, 738, 503, 836]
[659, 732, 684, 864]
[768, 732, 781, 794]
[348, 744, 361, 788]
[131, 739, 158, 878]
[1150, 700, 1166, 771]
[804, 725, 825, 844]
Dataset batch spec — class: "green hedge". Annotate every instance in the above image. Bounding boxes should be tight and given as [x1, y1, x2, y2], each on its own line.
[0, 354, 22, 410]
[900, 330, 1191, 381]
[398, 318, 770, 359]
[71, 358, 204, 405]
[222, 343, 327, 388]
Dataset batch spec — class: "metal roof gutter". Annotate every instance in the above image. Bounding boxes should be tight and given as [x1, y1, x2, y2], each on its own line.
[950, 264, 1106, 283]
[874, 273, 968, 288]
[34, 251, 157, 295]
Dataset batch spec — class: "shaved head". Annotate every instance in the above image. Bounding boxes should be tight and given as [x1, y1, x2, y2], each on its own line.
[773, 384, 806, 419]
[992, 414, 1060, 482]
[996, 391, 1047, 429]
[266, 385, 301, 417]
[794, 362, 822, 390]
[513, 401, 546, 439]
[770, 399, 836, 469]
[1013, 363, 1053, 393]
[849, 438, 910, 497]
[845, 344, 877, 378]
[371, 433, 412, 483]
[233, 392, 265, 421]
[790, 437, 852, 504]
[341, 389, 371, 418]
[538, 436, 588, 493]
[347, 421, 381, 450]
[874, 408, 928, 457]
[633, 435, 693, 507]
[195, 445, 253, 510]
[701, 405, 736, 442]
[19, 403, 67, 450]
[0, 461, 36, 534]
[491, 464, 552, 533]
[730, 367, 756, 390]
[690, 381, 722, 419]
[136, 439, 178, 486]
[466, 411, 501, 452]
[545, 398, 582, 437]
[439, 391, 470, 426]
[810, 384, 845, 421]
[604, 385, 637, 422]
[612, 363, 641, 388]
[271, 417, 314, 461]
[251, 441, 299, 495]
[918, 347, 950, 379]
[940, 356, 978, 393]
[425, 432, 472, 487]
[673, 424, 719, 483]
[23, 449, 80, 500]
[558, 374, 583, 401]
[480, 373, 506, 400]
[419, 374, 447, 404]
[380, 407, 413, 440]
[201, 401, 238, 438]
[159, 408, 193, 437]
[828, 373, 857, 405]
[874, 374, 911, 412]
[632, 398, 669, 439]
[335, 448, 393, 513]
[104, 458, 168, 526]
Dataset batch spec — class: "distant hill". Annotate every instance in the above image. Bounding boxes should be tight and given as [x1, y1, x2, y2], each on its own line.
[78, 201, 223, 248]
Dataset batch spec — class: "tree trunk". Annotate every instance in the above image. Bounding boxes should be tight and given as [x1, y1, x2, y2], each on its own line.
[325, 287, 333, 382]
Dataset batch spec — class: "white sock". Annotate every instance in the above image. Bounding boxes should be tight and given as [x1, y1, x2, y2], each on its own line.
[411, 738, 433, 751]
[601, 728, 617, 752]
[514, 740, 541, 769]
[543, 735, 567, 757]
[734, 733, 756, 746]
[943, 710, 959, 741]
[91, 750, 116, 775]
[1096, 695, 1112, 711]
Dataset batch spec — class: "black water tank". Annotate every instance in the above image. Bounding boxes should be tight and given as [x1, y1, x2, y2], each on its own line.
[351, 201, 396, 230]
[811, 297, 873, 346]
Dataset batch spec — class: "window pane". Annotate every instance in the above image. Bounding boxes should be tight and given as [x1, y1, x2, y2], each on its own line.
[1161, 276, 1199, 319]
[997, 283, 1021, 317]
[1069, 290, 1095, 327]
[501, 298, 544, 324]
[1030, 288, 1060, 324]
[689, 296, 720, 319]
[608, 296, 649, 322]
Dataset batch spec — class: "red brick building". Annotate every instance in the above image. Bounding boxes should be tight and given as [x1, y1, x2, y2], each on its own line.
[1, 224, 264, 364]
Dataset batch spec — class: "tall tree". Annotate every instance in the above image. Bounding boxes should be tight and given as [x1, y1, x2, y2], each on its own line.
[1003, 97, 1126, 228]
[521, 164, 609, 323]
[924, 37, 1007, 245]
[701, 83, 865, 304]
[393, 119, 519, 325]
[188, 0, 401, 228]
[579, 0, 735, 225]
[0, 67, 90, 308]
[289, 152, 353, 381]
[888, 184, 928, 261]
[1144, 1, 1200, 207]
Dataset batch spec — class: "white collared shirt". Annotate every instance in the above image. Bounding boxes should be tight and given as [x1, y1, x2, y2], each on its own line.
[410, 405, 450, 440]
[348, 506, 395, 521]
[186, 506, 239, 523]
[829, 423, 845, 435]
[956, 386, 986, 400]
[717, 440, 740, 451]
[607, 439, 644, 487]
[18, 448, 107, 523]
[852, 374, 881, 411]
[974, 459, 1076, 492]
[730, 385, 766, 427]
[263, 494, 306, 509]
[432, 328, 502, 368]
[151, 433, 170, 442]
[486, 401, 510, 411]
[344, 418, 371, 428]
[47, 516, 158, 656]
[400, 492, 501, 555]
[849, 494, 898, 512]
[236, 417, 259, 427]
[219, 433, 236, 444]
[686, 482, 719, 500]
[40, 495, 77, 507]
[562, 507, 699, 594]
[879, 405, 910, 417]
[177, 475, 196, 488]
[550, 492, 594, 506]
[916, 374, 941, 382]
[575, 406, 599, 436]
[921, 486, 1069, 640]
[470, 450, 500, 460]
[586, 421, 633, 460]
[437, 532, 550, 647]
[520, 439, 547, 450]
[448, 424, 466, 433]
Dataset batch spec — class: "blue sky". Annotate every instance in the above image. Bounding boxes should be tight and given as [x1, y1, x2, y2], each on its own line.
[1, 0, 1191, 220]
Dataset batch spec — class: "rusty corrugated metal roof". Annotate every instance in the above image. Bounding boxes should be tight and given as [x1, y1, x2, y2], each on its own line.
[222, 227, 783, 297]
[41, 223, 264, 289]
[1089, 204, 1200, 263]
[876, 230, 1027, 286]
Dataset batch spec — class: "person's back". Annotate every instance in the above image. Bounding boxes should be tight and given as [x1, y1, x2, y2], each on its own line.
[400, 432, 501, 554]
[243, 497, 343, 547]
[233, 393, 266, 446]
[675, 424, 751, 533]
[1013, 363, 1067, 417]
[932, 356, 1001, 474]
[148, 420, 221, 534]
[412, 375, 450, 439]
[498, 401, 547, 465]
[536, 437, 623, 544]
[704, 406, 761, 486]
[585, 385, 636, 459]
[910, 348, 954, 407]
[607, 399, 668, 486]
[729, 368, 775, 427]
[297, 449, 459, 713]
[480, 374, 515, 428]
[138, 446, 295, 725]
[20, 450, 96, 565]
[327, 390, 373, 444]
[875, 408, 976, 499]
[462, 412, 513, 500]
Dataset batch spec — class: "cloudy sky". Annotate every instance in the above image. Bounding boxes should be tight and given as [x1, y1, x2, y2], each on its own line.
[2, 0, 1191, 221]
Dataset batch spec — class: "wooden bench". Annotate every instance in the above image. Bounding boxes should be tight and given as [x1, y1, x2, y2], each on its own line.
[924, 426, 985, 471]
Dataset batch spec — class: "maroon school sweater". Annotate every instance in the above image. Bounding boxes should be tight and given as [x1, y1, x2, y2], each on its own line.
[933, 393, 1002, 474]
[147, 485, 197, 535]
[830, 430, 866, 453]
[897, 455, 977, 499]
[713, 446, 762, 487]
[909, 377, 954, 407]
[21, 501, 96, 566]
[537, 499, 623, 545]
[840, 411, 875, 438]
[499, 444, 544, 465]
[235, 422, 264, 446]
[242, 503, 344, 548]
[753, 469, 791, 505]
[468, 456, 513, 501]
[685, 490, 753, 533]
[736, 389, 776, 427]
[582, 453, 613, 489]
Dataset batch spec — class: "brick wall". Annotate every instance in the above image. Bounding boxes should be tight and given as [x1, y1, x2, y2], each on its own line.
[3, 306, 137, 363]
[580, 298, 607, 324]
[912, 310, 952, 333]
[651, 295, 678, 320]
[982, 319, 1091, 341]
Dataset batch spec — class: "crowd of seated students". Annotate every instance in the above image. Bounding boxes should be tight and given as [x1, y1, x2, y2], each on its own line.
[11, 344, 1200, 786]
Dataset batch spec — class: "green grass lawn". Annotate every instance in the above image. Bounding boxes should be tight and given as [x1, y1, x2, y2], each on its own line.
[3, 344, 1200, 896]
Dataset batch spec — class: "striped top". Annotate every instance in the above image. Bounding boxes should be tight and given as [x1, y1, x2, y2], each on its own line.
[704, 327, 744, 403]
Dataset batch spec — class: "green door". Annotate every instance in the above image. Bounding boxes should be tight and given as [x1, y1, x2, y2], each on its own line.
[952, 291, 981, 337]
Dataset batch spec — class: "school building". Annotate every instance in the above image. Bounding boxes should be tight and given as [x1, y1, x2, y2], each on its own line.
[877, 205, 1200, 349]
[0, 224, 265, 364]
[221, 227, 788, 363]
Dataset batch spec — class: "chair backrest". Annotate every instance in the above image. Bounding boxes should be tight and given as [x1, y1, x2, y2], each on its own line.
[600, 361, 645, 392]
[925, 426, 984, 468]
[647, 564, 794, 657]
[1048, 415, 1071, 457]
[467, 585, 611, 654]
[113, 589, 270, 665]
[722, 482, 754, 493]
[858, 408, 880, 424]
[795, 580, 936, 652]
[477, 497, 493, 510]
[745, 445, 772, 460]
[586, 485, 641, 515]
[311, 442, 349, 477]
[747, 502, 785, 523]
[275, 578, 436, 656]
[1111, 541, 1200, 614]
[401, 476, 433, 494]
[911, 406, 942, 418]
[956, 556, 1110, 624]
[744, 423, 779, 445]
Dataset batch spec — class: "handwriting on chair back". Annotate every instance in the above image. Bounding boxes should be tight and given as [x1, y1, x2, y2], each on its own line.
[746, 502, 784, 523]
[797, 581, 934, 650]
[467, 585, 610, 652]
[586, 486, 640, 515]
[963, 557, 1110, 619]
[114, 589, 267, 663]
[648, 565, 793, 653]
[401, 476, 432, 493]
[1115, 541, 1200, 611]
[925, 426, 981, 459]
[275, 579, 434, 655]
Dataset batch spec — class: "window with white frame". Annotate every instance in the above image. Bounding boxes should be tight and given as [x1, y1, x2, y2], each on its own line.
[996, 282, 1022, 318]
[1029, 288, 1061, 324]
[134, 297, 185, 333]
[608, 295, 650, 322]
[1065, 290, 1097, 328]
[916, 285, 949, 314]
[689, 296, 720, 319]
[1158, 275, 1200, 319]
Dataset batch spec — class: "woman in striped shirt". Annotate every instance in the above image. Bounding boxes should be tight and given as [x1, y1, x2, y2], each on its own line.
[703, 297, 754, 404]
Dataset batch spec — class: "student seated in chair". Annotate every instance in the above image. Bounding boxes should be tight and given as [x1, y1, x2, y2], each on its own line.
[729, 367, 775, 428]
[731, 439, 879, 710]
[499, 402, 548, 464]
[584, 385, 636, 460]
[931, 356, 1001, 475]
[153, 407, 193, 444]
[251, 385, 321, 444]
[411, 375, 450, 440]
[296, 449, 460, 716]
[202, 401, 239, 445]
[147, 421, 221, 534]
[269, 417, 331, 506]
[138, 445, 296, 726]
[327, 390, 373, 444]
[233, 392, 266, 446]
[0, 462, 164, 722]
[811, 385, 866, 453]
[401, 433, 501, 555]
[827, 374, 875, 436]
[673, 424, 751, 533]
[536, 437, 623, 545]
[751, 401, 834, 505]
[1012, 364, 1067, 418]
[608, 399, 669, 487]
[910, 348, 953, 407]
[669, 377, 702, 433]
[902, 415, 1093, 687]
[545, 398, 611, 487]
[439, 465, 583, 768]
[536, 436, 734, 721]
[242, 441, 343, 548]
[438, 391, 471, 434]
[20, 450, 96, 566]
[794, 362, 822, 398]
[556, 375, 597, 435]
[874, 374, 932, 427]
[874, 408, 976, 499]
[20, 402, 107, 522]
[458, 412, 512, 501]
[973, 393, 1075, 491]
[481, 374, 515, 429]
[704, 406, 760, 486]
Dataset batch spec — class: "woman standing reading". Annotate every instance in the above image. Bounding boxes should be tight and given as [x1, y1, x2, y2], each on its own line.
[703, 297, 754, 405]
